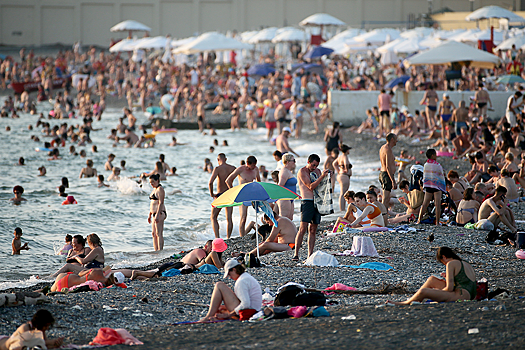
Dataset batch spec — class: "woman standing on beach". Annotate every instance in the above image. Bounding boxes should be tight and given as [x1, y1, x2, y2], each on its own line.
[148, 174, 166, 251]
[387, 247, 476, 305]
[324, 122, 342, 156]
[278, 154, 297, 220]
[333, 144, 352, 212]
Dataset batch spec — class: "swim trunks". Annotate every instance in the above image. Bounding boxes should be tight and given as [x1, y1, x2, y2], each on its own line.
[427, 105, 437, 112]
[300, 200, 321, 224]
[477, 102, 487, 109]
[288, 243, 296, 249]
[265, 121, 277, 129]
[424, 187, 440, 193]
[380, 110, 390, 117]
[379, 171, 393, 192]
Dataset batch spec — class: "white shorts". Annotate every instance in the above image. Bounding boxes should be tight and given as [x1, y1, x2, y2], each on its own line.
[506, 111, 517, 127]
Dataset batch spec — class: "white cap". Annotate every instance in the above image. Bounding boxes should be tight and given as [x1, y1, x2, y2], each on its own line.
[114, 272, 125, 284]
[282, 127, 292, 133]
[443, 93, 449, 98]
[223, 258, 241, 278]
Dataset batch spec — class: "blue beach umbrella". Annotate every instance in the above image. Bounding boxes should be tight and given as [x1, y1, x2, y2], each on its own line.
[385, 75, 410, 89]
[496, 74, 525, 84]
[303, 46, 334, 59]
[247, 63, 276, 76]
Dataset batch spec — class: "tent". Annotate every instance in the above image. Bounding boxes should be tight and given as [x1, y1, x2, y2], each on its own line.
[173, 32, 252, 54]
[110, 20, 151, 33]
[406, 40, 503, 69]
[299, 13, 346, 26]
[466, 5, 525, 23]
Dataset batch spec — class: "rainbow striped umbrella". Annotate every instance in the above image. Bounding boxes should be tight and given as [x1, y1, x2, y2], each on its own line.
[211, 182, 300, 208]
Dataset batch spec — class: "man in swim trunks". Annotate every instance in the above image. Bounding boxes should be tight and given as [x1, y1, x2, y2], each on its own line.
[452, 100, 469, 137]
[226, 156, 261, 237]
[474, 83, 492, 122]
[209, 153, 236, 238]
[247, 212, 297, 256]
[419, 84, 438, 129]
[117, 128, 139, 147]
[437, 93, 455, 140]
[379, 133, 397, 210]
[197, 95, 205, 132]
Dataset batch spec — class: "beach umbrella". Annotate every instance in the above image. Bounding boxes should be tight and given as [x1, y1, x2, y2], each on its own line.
[212, 182, 300, 258]
[385, 75, 410, 89]
[291, 63, 323, 75]
[303, 46, 334, 59]
[109, 38, 148, 52]
[323, 28, 364, 53]
[135, 36, 169, 50]
[393, 38, 429, 54]
[110, 20, 151, 37]
[247, 63, 276, 76]
[354, 28, 401, 45]
[497, 34, 525, 51]
[299, 13, 346, 27]
[173, 32, 253, 54]
[466, 6, 525, 23]
[496, 74, 525, 84]
[248, 27, 278, 44]
[272, 27, 306, 43]
[376, 38, 406, 53]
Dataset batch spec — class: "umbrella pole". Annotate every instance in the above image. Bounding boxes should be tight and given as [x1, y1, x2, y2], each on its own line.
[255, 201, 260, 259]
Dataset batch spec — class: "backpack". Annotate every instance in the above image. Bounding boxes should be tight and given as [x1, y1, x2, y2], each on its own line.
[292, 292, 326, 307]
[245, 253, 261, 268]
[274, 285, 304, 306]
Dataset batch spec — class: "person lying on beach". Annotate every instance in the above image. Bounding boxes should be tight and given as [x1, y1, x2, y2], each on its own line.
[195, 238, 227, 269]
[52, 233, 104, 277]
[50, 269, 123, 292]
[12, 227, 29, 255]
[479, 186, 517, 233]
[10, 185, 27, 203]
[387, 247, 476, 306]
[199, 259, 262, 323]
[456, 188, 482, 225]
[0, 309, 64, 350]
[350, 192, 385, 228]
[242, 212, 297, 256]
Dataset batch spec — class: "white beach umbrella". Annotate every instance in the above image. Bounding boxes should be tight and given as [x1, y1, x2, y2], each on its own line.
[470, 29, 505, 44]
[248, 27, 278, 44]
[323, 28, 364, 53]
[355, 28, 401, 45]
[340, 39, 377, 54]
[239, 31, 259, 43]
[135, 36, 169, 50]
[376, 38, 406, 54]
[419, 36, 442, 49]
[497, 34, 525, 51]
[434, 29, 467, 40]
[299, 13, 346, 26]
[272, 27, 306, 43]
[406, 40, 503, 69]
[466, 5, 525, 23]
[171, 36, 197, 48]
[110, 20, 151, 33]
[393, 38, 429, 54]
[448, 29, 480, 42]
[173, 32, 253, 54]
[400, 27, 434, 39]
[109, 38, 148, 52]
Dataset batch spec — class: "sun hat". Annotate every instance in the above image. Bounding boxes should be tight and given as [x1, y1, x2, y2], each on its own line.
[223, 258, 241, 278]
[282, 127, 292, 133]
[212, 238, 228, 253]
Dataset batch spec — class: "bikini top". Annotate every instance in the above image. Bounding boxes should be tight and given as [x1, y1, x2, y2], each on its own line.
[149, 185, 162, 200]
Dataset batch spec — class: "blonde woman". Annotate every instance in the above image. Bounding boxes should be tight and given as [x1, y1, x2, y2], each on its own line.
[278, 154, 297, 220]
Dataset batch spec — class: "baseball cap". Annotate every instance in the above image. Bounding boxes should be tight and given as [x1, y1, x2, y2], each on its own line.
[283, 127, 292, 133]
[223, 258, 241, 278]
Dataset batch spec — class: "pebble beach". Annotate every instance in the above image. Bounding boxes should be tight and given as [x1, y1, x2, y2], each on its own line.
[2, 131, 525, 349]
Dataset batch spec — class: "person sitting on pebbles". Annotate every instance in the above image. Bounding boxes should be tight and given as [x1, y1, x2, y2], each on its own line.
[195, 238, 227, 269]
[350, 192, 385, 228]
[478, 186, 517, 233]
[387, 247, 476, 305]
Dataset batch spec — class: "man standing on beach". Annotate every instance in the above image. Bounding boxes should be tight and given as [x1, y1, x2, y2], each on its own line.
[209, 153, 236, 239]
[294, 154, 330, 261]
[226, 156, 261, 237]
[379, 133, 397, 209]
[276, 127, 299, 157]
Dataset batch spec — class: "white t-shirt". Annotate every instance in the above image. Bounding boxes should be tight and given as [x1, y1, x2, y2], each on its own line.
[233, 272, 262, 314]
[190, 70, 199, 85]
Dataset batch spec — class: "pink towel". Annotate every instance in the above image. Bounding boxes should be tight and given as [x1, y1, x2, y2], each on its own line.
[287, 306, 308, 318]
[324, 283, 357, 295]
[68, 280, 104, 292]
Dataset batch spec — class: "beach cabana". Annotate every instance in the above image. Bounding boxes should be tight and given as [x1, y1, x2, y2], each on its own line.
[406, 40, 502, 69]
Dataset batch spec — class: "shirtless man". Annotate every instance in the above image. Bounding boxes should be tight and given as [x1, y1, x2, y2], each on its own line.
[197, 95, 205, 132]
[124, 108, 136, 130]
[209, 153, 236, 238]
[293, 154, 330, 261]
[437, 93, 455, 140]
[117, 128, 139, 147]
[452, 101, 469, 137]
[497, 169, 520, 202]
[379, 133, 397, 209]
[275, 127, 299, 157]
[247, 212, 297, 256]
[474, 83, 492, 122]
[226, 156, 261, 237]
[419, 84, 438, 129]
[452, 127, 471, 157]
[479, 186, 516, 233]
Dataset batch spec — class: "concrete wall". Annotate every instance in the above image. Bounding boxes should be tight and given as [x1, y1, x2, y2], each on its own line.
[0, 0, 518, 47]
[329, 90, 511, 125]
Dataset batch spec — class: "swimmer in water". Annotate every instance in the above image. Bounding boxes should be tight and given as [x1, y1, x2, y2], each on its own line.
[18, 157, 25, 166]
[107, 167, 121, 181]
[98, 174, 110, 187]
[10, 185, 27, 203]
[12, 227, 30, 255]
[38, 166, 46, 176]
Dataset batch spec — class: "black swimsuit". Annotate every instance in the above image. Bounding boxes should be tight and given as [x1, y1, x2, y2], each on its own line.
[150, 186, 167, 218]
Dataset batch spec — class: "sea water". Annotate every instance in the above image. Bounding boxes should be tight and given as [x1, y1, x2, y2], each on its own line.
[0, 100, 380, 289]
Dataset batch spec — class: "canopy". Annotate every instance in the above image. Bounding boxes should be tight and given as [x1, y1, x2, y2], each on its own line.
[466, 5, 525, 23]
[497, 34, 525, 51]
[248, 27, 278, 44]
[272, 27, 306, 43]
[135, 36, 169, 50]
[173, 32, 252, 54]
[110, 20, 151, 32]
[406, 40, 503, 69]
[354, 28, 401, 45]
[299, 13, 346, 26]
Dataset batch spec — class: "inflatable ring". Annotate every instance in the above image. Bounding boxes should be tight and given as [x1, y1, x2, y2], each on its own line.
[152, 128, 178, 135]
[516, 249, 525, 259]
[144, 134, 156, 139]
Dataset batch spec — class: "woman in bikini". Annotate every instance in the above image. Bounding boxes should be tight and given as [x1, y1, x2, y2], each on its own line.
[456, 188, 481, 225]
[51, 269, 121, 292]
[79, 159, 97, 178]
[333, 144, 352, 212]
[52, 234, 104, 277]
[277, 154, 297, 220]
[387, 247, 476, 305]
[148, 174, 166, 251]
[437, 93, 455, 140]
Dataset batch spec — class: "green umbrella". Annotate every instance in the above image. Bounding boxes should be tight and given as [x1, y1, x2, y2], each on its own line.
[496, 74, 525, 84]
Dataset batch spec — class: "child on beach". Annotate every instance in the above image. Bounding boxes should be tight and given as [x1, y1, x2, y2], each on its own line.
[59, 234, 73, 255]
[417, 148, 446, 225]
[332, 191, 358, 232]
[97, 174, 109, 187]
[12, 227, 30, 255]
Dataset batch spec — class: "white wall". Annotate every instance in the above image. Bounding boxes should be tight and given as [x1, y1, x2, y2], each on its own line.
[329, 90, 511, 125]
[0, 0, 517, 47]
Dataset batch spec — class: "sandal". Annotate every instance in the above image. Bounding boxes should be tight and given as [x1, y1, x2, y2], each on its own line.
[292, 255, 299, 262]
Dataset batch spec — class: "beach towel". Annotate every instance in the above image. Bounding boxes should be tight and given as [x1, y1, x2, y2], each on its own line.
[68, 280, 104, 292]
[324, 283, 357, 292]
[89, 328, 143, 346]
[341, 262, 394, 270]
[195, 264, 221, 274]
[310, 172, 333, 215]
[162, 269, 181, 277]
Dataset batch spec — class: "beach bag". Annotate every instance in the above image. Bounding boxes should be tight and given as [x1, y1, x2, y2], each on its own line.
[292, 292, 326, 307]
[245, 253, 261, 268]
[274, 285, 304, 306]
[475, 219, 494, 231]
[476, 280, 488, 301]
[516, 231, 525, 249]
[407, 189, 424, 209]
